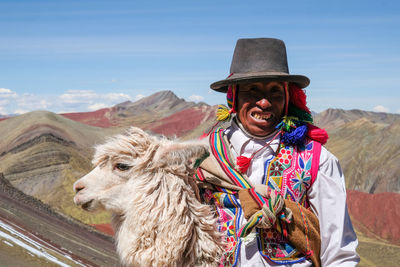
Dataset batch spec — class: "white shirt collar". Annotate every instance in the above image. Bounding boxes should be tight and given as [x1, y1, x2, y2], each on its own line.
[226, 118, 281, 158]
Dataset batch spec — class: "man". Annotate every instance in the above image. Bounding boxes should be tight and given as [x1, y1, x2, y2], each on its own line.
[195, 38, 359, 266]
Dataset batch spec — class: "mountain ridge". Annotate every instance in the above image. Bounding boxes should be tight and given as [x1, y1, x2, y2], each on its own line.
[1, 90, 399, 264]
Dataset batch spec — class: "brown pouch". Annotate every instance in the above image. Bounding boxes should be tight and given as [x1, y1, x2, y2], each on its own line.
[238, 189, 260, 220]
[285, 200, 321, 267]
[238, 189, 321, 267]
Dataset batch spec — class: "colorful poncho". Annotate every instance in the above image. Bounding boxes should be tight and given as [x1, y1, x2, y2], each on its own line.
[195, 127, 322, 267]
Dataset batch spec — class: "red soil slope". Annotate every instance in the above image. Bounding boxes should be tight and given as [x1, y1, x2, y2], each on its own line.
[91, 223, 114, 236]
[61, 108, 115, 128]
[347, 190, 400, 245]
[148, 106, 215, 137]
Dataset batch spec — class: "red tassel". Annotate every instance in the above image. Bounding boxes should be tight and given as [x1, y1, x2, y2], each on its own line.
[289, 84, 311, 114]
[306, 250, 314, 258]
[236, 155, 252, 173]
[199, 132, 208, 140]
[307, 123, 329, 145]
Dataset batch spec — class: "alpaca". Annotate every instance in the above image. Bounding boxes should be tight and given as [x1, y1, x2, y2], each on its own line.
[73, 127, 224, 267]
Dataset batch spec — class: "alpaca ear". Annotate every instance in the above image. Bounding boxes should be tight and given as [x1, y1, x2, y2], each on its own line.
[154, 141, 210, 168]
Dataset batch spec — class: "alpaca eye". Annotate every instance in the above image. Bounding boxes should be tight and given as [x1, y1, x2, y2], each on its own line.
[115, 163, 131, 171]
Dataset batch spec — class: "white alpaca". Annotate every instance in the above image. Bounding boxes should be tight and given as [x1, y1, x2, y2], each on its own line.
[73, 127, 224, 267]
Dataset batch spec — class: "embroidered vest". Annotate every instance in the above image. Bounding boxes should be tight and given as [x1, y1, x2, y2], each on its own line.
[196, 128, 321, 266]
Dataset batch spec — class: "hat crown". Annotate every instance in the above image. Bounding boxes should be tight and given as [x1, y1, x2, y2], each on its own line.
[210, 37, 310, 91]
[230, 38, 289, 74]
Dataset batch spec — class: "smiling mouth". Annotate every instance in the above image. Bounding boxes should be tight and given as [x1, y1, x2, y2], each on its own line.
[251, 112, 273, 121]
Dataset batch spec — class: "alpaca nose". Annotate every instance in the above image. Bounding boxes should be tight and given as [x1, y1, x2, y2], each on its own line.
[74, 181, 85, 193]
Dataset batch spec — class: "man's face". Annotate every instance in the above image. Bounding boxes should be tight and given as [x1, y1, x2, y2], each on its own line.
[236, 81, 286, 137]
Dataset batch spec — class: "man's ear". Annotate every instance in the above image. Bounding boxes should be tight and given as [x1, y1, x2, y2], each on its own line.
[154, 141, 209, 168]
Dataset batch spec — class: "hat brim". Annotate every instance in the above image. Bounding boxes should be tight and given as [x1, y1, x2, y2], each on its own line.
[210, 72, 310, 92]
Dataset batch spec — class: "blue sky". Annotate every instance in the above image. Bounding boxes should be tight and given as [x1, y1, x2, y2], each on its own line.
[0, 0, 399, 115]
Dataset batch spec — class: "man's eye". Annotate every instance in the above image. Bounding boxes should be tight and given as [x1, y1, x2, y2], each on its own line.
[115, 163, 131, 171]
[270, 86, 283, 93]
[249, 89, 261, 96]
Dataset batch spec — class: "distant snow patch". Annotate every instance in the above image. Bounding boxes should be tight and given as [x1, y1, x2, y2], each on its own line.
[188, 95, 204, 102]
[373, 105, 389, 113]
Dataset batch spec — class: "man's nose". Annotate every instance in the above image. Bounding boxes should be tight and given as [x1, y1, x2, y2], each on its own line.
[256, 98, 272, 109]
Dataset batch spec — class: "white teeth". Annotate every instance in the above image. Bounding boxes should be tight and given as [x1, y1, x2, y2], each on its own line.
[252, 113, 272, 120]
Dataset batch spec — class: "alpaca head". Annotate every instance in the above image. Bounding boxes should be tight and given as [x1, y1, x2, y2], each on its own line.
[74, 127, 224, 266]
[73, 126, 208, 215]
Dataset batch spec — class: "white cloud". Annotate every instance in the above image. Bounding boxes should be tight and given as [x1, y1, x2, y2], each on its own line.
[54, 90, 135, 112]
[0, 88, 17, 98]
[88, 103, 108, 111]
[105, 93, 131, 102]
[39, 100, 49, 109]
[14, 109, 29, 115]
[0, 99, 10, 106]
[59, 90, 132, 109]
[15, 94, 52, 112]
[373, 105, 389, 113]
[135, 94, 145, 101]
[60, 90, 98, 104]
[0, 88, 132, 114]
[188, 95, 204, 102]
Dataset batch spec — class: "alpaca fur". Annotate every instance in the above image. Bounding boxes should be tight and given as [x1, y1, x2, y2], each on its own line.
[73, 127, 224, 266]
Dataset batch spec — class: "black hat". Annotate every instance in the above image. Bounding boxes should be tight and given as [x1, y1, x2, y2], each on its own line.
[210, 38, 310, 92]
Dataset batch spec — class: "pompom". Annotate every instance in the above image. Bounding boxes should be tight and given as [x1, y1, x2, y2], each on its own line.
[236, 155, 252, 173]
[307, 123, 329, 145]
[289, 84, 311, 114]
[216, 105, 232, 121]
[281, 124, 308, 146]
